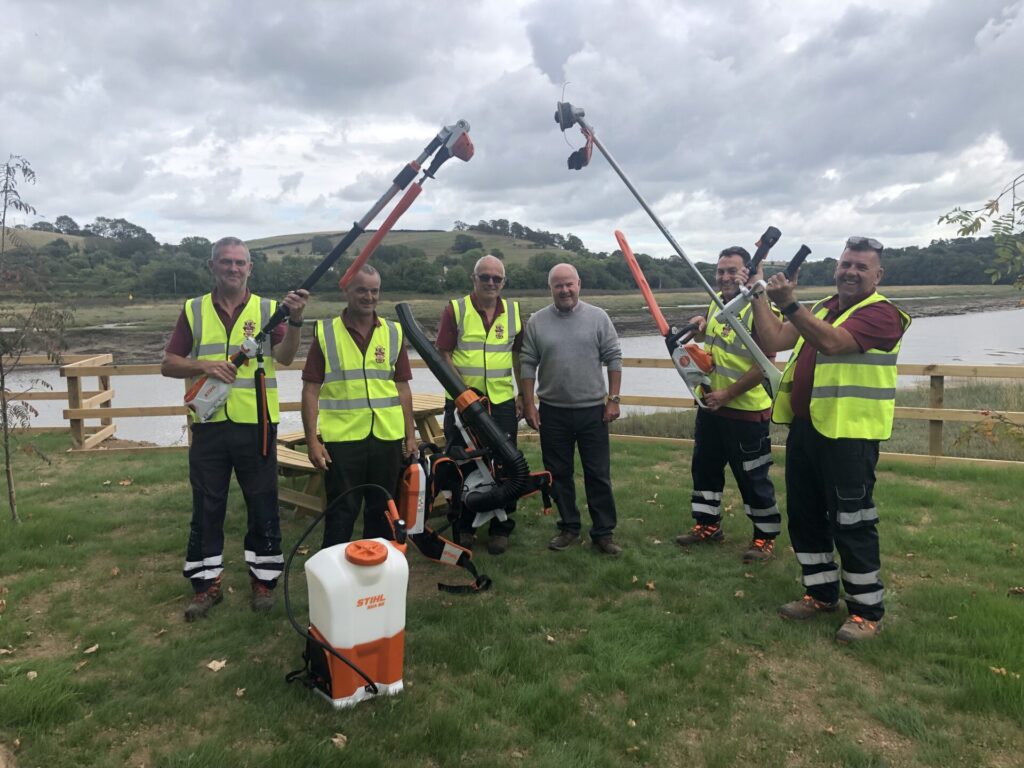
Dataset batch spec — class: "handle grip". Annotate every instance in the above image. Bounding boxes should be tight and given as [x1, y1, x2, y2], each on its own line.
[784, 245, 812, 281]
[748, 226, 781, 273]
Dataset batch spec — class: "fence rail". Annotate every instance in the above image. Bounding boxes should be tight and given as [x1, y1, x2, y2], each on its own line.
[3, 354, 1023, 465]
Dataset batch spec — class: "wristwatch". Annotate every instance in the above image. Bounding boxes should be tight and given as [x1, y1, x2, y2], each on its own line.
[607, 394, 621, 404]
[288, 317, 304, 328]
[780, 301, 801, 317]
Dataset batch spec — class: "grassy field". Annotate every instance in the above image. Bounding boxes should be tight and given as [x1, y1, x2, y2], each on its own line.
[1, 435, 1022, 767]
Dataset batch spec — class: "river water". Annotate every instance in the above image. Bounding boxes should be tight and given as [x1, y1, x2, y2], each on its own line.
[8, 307, 1024, 447]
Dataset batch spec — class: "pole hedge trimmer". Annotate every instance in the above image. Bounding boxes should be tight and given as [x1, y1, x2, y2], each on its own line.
[185, 120, 475, 453]
[555, 101, 811, 399]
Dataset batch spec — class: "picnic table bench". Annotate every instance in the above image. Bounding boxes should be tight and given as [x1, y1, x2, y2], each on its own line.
[276, 392, 446, 515]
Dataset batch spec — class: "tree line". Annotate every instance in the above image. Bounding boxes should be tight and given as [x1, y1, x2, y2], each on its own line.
[3, 214, 1013, 300]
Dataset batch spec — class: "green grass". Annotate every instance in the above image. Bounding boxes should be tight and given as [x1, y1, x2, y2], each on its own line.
[1, 434, 1023, 766]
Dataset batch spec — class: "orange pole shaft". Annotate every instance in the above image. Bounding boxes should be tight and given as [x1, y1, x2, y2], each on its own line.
[339, 182, 424, 288]
[615, 229, 670, 337]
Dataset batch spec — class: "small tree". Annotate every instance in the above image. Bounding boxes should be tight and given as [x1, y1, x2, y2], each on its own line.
[1, 155, 71, 522]
[939, 172, 1024, 289]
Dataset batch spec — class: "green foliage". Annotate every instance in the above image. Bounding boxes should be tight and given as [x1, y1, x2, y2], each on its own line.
[451, 233, 483, 253]
[310, 234, 333, 255]
[939, 172, 1024, 289]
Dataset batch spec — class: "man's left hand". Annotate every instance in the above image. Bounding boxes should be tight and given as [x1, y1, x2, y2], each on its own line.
[603, 400, 620, 423]
[765, 272, 796, 307]
[702, 389, 732, 411]
[405, 435, 418, 460]
[282, 288, 310, 321]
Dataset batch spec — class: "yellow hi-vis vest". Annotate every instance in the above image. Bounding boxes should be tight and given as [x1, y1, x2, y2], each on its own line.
[703, 297, 775, 412]
[772, 292, 911, 440]
[316, 316, 405, 443]
[185, 293, 279, 424]
[449, 295, 521, 405]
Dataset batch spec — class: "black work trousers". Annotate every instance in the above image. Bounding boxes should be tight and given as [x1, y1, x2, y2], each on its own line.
[785, 418, 885, 621]
[322, 436, 403, 548]
[539, 402, 617, 540]
[690, 408, 780, 538]
[443, 398, 518, 537]
[184, 421, 283, 593]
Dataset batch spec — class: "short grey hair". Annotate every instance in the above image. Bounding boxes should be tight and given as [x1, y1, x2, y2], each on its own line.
[358, 264, 379, 277]
[211, 236, 249, 262]
[473, 254, 505, 277]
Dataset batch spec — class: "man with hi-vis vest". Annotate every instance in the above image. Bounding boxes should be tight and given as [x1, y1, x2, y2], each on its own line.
[435, 254, 523, 555]
[162, 236, 309, 622]
[301, 265, 417, 549]
[750, 237, 910, 643]
[675, 246, 782, 564]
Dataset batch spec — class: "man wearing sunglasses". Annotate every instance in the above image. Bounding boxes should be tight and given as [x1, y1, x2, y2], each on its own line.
[750, 237, 910, 643]
[436, 254, 523, 555]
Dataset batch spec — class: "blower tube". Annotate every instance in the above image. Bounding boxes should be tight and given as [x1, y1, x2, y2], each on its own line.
[395, 302, 530, 512]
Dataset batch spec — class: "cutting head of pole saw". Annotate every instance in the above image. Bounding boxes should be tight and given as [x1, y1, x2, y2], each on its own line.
[554, 102, 593, 170]
[423, 120, 474, 178]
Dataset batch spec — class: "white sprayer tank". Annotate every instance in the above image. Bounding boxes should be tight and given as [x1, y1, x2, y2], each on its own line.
[305, 538, 409, 708]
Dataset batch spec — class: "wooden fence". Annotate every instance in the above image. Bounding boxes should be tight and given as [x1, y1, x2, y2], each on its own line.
[3, 354, 1024, 467]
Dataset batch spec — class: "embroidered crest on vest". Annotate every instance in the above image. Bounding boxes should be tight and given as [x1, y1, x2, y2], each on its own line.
[243, 319, 256, 338]
[495, 322, 505, 340]
[375, 344, 386, 364]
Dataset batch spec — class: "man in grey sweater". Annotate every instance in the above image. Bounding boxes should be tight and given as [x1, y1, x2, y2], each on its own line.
[521, 263, 624, 555]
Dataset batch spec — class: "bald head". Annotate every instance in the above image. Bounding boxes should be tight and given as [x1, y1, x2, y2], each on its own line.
[548, 263, 581, 311]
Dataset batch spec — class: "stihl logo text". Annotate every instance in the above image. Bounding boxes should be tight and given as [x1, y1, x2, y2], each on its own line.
[356, 594, 386, 610]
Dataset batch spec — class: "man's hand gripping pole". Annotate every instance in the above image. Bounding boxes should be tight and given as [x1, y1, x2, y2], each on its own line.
[185, 120, 474, 423]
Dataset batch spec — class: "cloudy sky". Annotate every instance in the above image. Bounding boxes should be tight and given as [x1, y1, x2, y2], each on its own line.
[3, 0, 1022, 262]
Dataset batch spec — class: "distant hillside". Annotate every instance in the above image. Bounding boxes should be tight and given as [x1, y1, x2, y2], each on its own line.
[1, 226, 91, 250]
[247, 229, 558, 265]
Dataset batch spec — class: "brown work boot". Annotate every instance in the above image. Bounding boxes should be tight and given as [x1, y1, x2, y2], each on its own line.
[675, 523, 724, 546]
[593, 536, 622, 556]
[548, 530, 580, 551]
[835, 615, 882, 644]
[184, 577, 223, 622]
[742, 537, 776, 563]
[779, 594, 840, 621]
[458, 530, 476, 550]
[250, 577, 275, 613]
[487, 535, 509, 555]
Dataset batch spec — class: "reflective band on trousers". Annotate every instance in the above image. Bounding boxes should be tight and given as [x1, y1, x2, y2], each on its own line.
[184, 292, 279, 424]
[838, 507, 879, 526]
[845, 589, 884, 605]
[703, 298, 775, 412]
[842, 569, 880, 585]
[316, 316, 405, 442]
[772, 292, 911, 440]
[450, 295, 520, 405]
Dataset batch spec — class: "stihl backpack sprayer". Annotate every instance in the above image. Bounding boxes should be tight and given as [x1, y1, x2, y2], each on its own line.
[184, 120, 474, 455]
[554, 101, 812, 400]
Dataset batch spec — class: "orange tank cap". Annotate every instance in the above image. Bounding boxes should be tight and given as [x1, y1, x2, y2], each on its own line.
[345, 540, 389, 566]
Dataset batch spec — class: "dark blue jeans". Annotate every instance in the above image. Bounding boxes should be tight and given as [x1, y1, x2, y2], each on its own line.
[539, 402, 617, 540]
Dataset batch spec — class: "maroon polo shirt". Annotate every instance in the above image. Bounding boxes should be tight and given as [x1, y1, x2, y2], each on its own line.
[301, 309, 412, 384]
[165, 289, 285, 357]
[789, 294, 906, 421]
[435, 294, 524, 353]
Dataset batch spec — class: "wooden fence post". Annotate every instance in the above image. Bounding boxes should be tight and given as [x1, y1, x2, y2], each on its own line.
[66, 371, 84, 449]
[928, 375, 944, 456]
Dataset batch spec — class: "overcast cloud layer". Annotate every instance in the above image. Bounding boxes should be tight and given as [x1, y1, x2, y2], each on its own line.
[3, 0, 1022, 261]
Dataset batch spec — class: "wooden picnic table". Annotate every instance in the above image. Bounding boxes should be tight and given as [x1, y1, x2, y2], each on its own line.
[276, 392, 446, 515]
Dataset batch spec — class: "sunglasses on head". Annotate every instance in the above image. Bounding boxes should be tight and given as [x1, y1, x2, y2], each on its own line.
[846, 236, 884, 252]
[475, 273, 504, 284]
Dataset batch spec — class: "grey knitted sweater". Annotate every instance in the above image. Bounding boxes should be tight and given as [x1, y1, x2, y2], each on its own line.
[520, 301, 623, 408]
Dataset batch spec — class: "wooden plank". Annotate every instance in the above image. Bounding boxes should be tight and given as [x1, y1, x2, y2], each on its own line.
[278, 485, 325, 514]
[897, 363, 1024, 379]
[893, 407, 1024, 426]
[64, 405, 188, 419]
[277, 430, 307, 447]
[621, 395, 696, 408]
[928, 375, 944, 456]
[3, 354, 94, 366]
[277, 445, 316, 472]
[99, 374, 113, 427]
[3, 390, 84, 401]
[82, 424, 117, 450]
[66, 444, 188, 455]
[81, 389, 114, 409]
[59, 354, 113, 373]
[60, 363, 157, 377]
[66, 372, 85, 449]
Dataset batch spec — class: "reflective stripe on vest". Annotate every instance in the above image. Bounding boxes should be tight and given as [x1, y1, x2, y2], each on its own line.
[449, 296, 520, 404]
[703, 298, 773, 412]
[317, 316, 404, 442]
[184, 293, 279, 424]
[772, 292, 911, 440]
